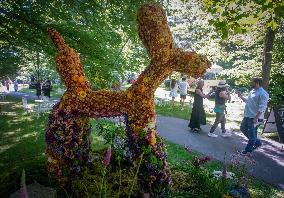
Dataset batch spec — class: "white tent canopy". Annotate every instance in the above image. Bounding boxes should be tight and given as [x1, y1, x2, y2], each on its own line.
[206, 64, 223, 74]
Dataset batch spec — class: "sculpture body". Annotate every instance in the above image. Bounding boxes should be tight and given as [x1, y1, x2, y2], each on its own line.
[46, 3, 210, 196]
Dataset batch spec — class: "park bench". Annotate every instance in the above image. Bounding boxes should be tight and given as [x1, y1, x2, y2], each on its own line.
[0, 92, 6, 101]
[22, 97, 34, 115]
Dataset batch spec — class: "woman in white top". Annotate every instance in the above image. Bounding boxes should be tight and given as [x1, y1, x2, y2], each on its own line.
[169, 79, 178, 107]
[179, 77, 189, 110]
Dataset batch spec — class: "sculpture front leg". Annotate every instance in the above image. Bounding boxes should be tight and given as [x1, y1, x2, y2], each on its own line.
[45, 104, 92, 187]
[125, 114, 171, 196]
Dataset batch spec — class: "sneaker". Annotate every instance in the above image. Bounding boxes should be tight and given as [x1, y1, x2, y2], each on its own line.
[237, 150, 251, 156]
[221, 131, 232, 137]
[252, 144, 262, 150]
[192, 129, 197, 133]
[208, 133, 218, 138]
[192, 128, 201, 133]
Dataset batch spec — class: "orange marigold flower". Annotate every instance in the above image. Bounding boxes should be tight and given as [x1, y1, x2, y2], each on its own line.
[126, 91, 132, 99]
[142, 77, 149, 83]
[222, 194, 233, 198]
[150, 129, 156, 145]
[76, 87, 82, 93]
[79, 90, 87, 99]
[52, 159, 58, 164]
[78, 75, 85, 83]
[138, 84, 145, 93]
[72, 75, 79, 81]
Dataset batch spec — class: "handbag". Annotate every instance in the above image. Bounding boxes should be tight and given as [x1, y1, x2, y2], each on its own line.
[214, 105, 225, 113]
[214, 107, 222, 113]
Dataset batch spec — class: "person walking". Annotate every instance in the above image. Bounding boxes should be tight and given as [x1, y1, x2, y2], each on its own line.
[178, 77, 189, 110]
[188, 80, 212, 132]
[5, 79, 10, 92]
[238, 77, 269, 155]
[169, 78, 178, 107]
[14, 79, 18, 92]
[208, 80, 231, 138]
[35, 81, 42, 99]
[43, 78, 52, 98]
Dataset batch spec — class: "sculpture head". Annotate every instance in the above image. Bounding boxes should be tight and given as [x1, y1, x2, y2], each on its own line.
[173, 50, 212, 79]
[137, 3, 211, 78]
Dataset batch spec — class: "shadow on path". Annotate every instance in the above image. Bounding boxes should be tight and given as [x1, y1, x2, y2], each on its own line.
[156, 115, 284, 190]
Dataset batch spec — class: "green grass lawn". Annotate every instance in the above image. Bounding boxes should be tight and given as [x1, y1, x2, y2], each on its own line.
[155, 100, 216, 121]
[155, 101, 192, 120]
[0, 96, 283, 197]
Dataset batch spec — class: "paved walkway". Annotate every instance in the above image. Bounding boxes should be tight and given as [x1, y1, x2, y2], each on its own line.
[4, 89, 284, 190]
[156, 115, 284, 190]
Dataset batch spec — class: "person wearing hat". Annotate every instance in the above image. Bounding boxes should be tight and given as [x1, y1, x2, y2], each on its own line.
[43, 77, 52, 98]
[208, 80, 231, 138]
[237, 77, 269, 155]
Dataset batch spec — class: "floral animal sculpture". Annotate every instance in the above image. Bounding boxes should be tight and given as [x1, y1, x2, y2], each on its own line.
[46, 3, 211, 196]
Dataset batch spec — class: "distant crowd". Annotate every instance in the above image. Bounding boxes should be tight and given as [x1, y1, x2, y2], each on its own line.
[1, 77, 52, 99]
[1, 78, 19, 92]
[34, 78, 52, 99]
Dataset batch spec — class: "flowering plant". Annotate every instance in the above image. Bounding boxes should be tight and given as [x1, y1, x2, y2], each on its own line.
[230, 153, 256, 188]
[192, 155, 212, 168]
[103, 145, 112, 167]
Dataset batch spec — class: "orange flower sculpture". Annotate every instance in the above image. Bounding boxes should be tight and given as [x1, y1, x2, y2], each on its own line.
[46, 3, 211, 196]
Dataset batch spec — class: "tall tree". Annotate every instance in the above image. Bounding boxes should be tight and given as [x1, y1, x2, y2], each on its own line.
[202, 0, 284, 90]
[269, 21, 284, 105]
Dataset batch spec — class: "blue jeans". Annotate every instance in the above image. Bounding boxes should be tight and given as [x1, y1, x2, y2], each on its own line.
[240, 117, 262, 152]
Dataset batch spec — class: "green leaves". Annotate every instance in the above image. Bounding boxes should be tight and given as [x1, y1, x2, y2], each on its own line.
[267, 19, 278, 31]
[202, 0, 283, 39]
[1, 0, 148, 87]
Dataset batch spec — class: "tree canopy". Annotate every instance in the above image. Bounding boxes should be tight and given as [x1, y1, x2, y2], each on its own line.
[201, 0, 284, 89]
[1, 0, 159, 87]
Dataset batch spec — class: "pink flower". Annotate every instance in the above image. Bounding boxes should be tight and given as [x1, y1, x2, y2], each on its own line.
[198, 156, 212, 165]
[141, 193, 151, 198]
[103, 145, 112, 167]
[222, 163, 227, 178]
[183, 144, 192, 153]
[20, 169, 29, 198]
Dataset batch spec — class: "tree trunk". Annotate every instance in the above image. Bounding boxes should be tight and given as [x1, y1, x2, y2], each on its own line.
[262, 27, 276, 90]
[36, 52, 40, 81]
